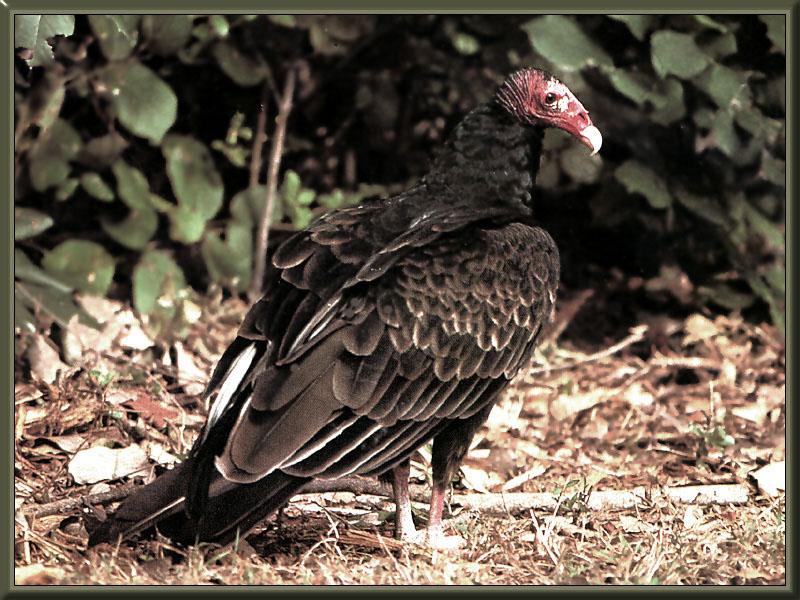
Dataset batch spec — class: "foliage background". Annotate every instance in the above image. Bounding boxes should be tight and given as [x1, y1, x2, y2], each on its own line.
[13, 14, 786, 350]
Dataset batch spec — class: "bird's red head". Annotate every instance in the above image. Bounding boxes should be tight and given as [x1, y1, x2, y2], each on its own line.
[496, 68, 602, 155]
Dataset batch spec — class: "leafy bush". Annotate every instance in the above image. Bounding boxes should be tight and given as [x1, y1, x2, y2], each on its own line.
[13, 14, 785, 343]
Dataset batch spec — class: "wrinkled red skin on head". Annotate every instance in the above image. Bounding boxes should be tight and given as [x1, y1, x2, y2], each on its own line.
[496, 68, 598, 152]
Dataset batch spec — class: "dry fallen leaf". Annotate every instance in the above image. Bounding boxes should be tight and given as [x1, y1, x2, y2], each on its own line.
[68, 444, 150, 484]
[27, 333, 69, 384]
[15, 383, 43, 405]
[145, 441, 180, 465]
[682, 505, 704, 530]
[619, 514, 655, 533]
[550, 388, 609, 421]
[623, 382, 654, 408]
[38, 434, 87, 454]
[750, 461, 785, 497]
[459, 465, 502, 493]
[62, 314, 123, 365]
[683, 314, 718, 346]
[15, 564, 66, 585]
[123, 393, 179, 429]
[76, 294, 124, 324]
[500, 463, 547, 492]
[118, 321, 154, 351]
[174, 342, 207, 396]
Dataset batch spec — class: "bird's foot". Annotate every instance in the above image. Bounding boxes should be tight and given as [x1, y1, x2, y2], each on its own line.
[424, 528, 466, 551]
[397, 526, 465, 551]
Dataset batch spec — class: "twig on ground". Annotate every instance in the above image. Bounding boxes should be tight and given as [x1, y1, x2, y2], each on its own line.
[24, 482, 139, 518]
[648, 355, 721, 370]
[529, 509, 559, 565]
[528, 324, 649, 376]
[249, 66, 297, 303]
[543, 289, 594, 344]
[27, 476, 751, 522]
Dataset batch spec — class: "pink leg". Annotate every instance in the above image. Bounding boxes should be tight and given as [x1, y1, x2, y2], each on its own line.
[424, 479, 465, 550]
[391, 459, 417, 541]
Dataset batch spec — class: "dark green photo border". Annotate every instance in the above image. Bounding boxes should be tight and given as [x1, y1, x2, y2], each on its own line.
[2, 1, 797, 596]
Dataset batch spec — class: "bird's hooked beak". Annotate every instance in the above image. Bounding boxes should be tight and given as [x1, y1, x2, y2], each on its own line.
[555, 94, 603, 156]
[580, 125, 603, 156]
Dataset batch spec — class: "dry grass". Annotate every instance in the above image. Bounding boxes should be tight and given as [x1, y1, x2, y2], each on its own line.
[14, 292, 786, 586]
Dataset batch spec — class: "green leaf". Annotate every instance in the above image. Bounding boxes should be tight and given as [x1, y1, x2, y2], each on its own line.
[305, 16, 373, 56]
[296, 189, 316, 206]
[746, 272, 783, 333]
[80, 173, 115, 202]
[560, 145, 602, 184]
[15, 208, 53, 240]
[744, 204, 784, 251]
[15, 249, 72, 293]
[289, 205, 313, 230]
[102, 207, 159, 250]
[608, 70, 651, 106]
[694, 15, 729, 33]
[133, 249, 186, 315]
[649, 78, 685, 125]
[211, 140, 249, 168]
[201, 222, 252, 291]
[759, 153, 785, 187]
[209, 15, 230, 37]
[450, 31, 480, 56]
[14, 15, 75, 66]
[318, 189, 364, 210]
[28, 118, 82, 192]
[88, 15, 140, 60]
[162, 135, 224, 220]
[211, 41, 267, 87]
[711, 111, 739, 157]
[268, 15, 297, 28]
[141, 15, 194, 56]
[112, 160, 152, 210]
[759, 15, 785, 53]
[699, 284, 754, 310]
[694, 64, 750, 109]
[651, 30, 709, 79]
[55, 177, 79, 201]
[522, 15, 613, 72]
[280, 171, 316, 227]
[614, 160, 671, 209]
[42, 240, 115, 296]
[99, 61, 177, 144]
[693, 107, 715, 129]
[230, 185, 273, 224]
[15, 297, 37, 334]
[34, 72, 66, 131]
[168, 205, 207, 244]
[147, 193, 174, 213]
[30, 160, 70, 193]
[765, 265, 785, 295]
[608, 15, 654, 41]
[734, 106, 783, 142]
[701, 32, 738, 60]
[281, 170, 302, 204]
[15, 281, 85, 329]
[318, 190, 346, 210]
[77, 132, 129, 168]
[674, 190, 727, 227]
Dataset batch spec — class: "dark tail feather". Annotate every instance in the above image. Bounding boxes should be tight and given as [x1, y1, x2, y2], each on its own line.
[89, 462, 310, 547]
[192, 471, 310, 544]
[88, 459, 192, 546]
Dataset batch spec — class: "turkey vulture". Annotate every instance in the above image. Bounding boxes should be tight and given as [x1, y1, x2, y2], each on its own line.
[90, 67, 601, 549]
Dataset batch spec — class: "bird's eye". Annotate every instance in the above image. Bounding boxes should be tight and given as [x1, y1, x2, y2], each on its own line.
[544, 92, 557, 106]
